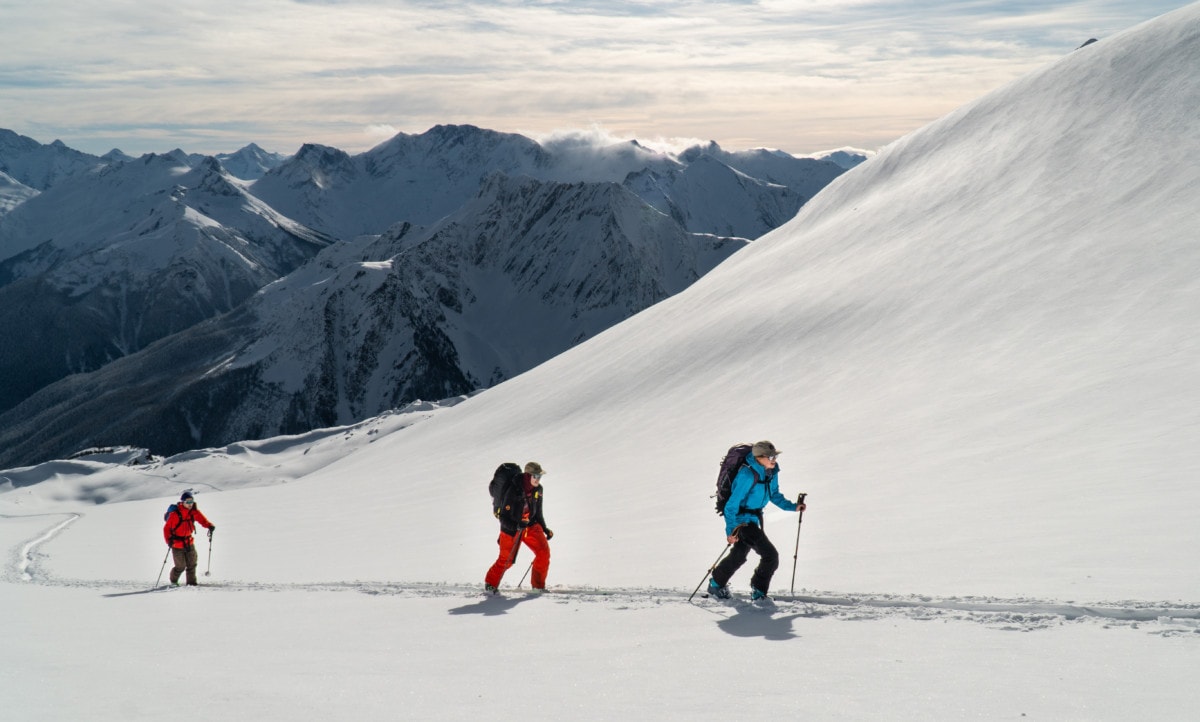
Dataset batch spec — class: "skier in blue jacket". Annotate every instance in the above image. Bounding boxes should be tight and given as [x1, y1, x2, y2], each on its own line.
[709, 440, 806, 602]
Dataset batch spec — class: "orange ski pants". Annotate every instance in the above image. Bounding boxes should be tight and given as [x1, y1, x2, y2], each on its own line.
[485, 524, 550, 589]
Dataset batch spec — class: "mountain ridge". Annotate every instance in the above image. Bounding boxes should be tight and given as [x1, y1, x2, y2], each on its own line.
[0, 173, 744, 463]
[0, 124, 853, 463]
[0, 153, 331, 412]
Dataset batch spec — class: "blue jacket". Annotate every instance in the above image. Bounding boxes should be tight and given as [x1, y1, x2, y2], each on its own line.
[724, 455, 797, 537]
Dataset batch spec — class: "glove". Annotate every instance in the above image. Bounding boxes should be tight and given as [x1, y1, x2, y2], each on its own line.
[517, 519, 530, 529]
[544, 528, 554, 540]
[208, 527, 216, 539]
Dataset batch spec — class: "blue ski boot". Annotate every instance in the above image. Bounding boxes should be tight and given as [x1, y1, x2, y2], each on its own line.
[708, 578, 732, 600]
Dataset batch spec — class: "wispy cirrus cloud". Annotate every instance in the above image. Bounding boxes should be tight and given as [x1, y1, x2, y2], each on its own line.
[0, 0, 1186, 155]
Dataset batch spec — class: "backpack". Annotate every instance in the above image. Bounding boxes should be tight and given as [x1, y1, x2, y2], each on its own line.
[713, 443, 771, 515]
[489, 462, 523, 514]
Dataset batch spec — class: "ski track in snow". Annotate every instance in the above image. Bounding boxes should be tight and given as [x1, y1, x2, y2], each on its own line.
[4, 512, 79, 582]
[6, 513, 1199, 638]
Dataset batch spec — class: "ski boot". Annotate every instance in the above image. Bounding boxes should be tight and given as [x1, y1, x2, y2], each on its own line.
[708, 578, 732, 600]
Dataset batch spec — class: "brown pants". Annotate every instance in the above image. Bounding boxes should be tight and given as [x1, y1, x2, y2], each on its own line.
[170, 545, 199, 585]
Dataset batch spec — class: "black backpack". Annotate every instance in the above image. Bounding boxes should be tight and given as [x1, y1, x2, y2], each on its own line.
[713, 444, 771, 515]
[489, 462, 522, 514]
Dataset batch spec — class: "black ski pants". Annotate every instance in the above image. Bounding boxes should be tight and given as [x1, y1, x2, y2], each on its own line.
[712, 523, 779, 594]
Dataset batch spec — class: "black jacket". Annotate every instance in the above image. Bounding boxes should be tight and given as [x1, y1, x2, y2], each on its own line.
[495, 474, 547, 536]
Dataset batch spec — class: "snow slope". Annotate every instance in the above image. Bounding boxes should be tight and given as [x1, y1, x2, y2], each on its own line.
[5, 4, 1200, 720]
[0, 170, 37, 216]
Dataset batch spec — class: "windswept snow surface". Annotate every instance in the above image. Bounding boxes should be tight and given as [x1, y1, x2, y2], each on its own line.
[6, 5, 1200, 720]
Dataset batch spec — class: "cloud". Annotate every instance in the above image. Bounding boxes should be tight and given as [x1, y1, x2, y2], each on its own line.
[0, 1, 1185, 156]
[531, 125, 706, 157]
[364, 124, 401, 142]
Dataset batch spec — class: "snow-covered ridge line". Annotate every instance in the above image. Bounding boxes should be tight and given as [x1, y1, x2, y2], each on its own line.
[0, 395, 465, 504]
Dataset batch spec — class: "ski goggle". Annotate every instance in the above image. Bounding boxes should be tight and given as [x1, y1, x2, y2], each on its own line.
[182, 499, 195, 506]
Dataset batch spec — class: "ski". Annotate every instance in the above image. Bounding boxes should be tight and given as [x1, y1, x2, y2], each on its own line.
[697, 592, 775, 609]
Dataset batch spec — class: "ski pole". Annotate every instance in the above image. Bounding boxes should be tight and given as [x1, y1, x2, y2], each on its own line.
[154, 547, 171, 588]
[516, 562, 533, 589]
[507, 527, 527, 566]
[789, 493, 808, 598]
[688, 527, 742, 603]
[205, 528, 214, 577]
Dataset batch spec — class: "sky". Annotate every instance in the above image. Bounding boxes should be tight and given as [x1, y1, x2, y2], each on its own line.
[0, 0, 1189, 157]
[4, 4, 1200, 719]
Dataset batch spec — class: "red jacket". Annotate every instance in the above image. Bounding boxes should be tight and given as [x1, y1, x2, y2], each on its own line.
[164, 504, 213, 548]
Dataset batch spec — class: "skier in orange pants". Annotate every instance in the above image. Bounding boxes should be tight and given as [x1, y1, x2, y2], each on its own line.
[485, 462, 553, 592]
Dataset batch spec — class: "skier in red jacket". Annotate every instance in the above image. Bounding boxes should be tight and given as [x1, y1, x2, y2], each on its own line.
[163, 490, 215, 586]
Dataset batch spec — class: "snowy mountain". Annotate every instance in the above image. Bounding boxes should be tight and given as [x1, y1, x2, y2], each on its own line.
[0, 135, 290, 215]
[3, 6, 1200, 722]
[0, 173, 743, 463]
[0, 170, 38, 216]
[534, 134, 683, 182]
[679, 140, 846, 192]
[624, 152, 819, 238]
[192, 143, 290, 180]
[250, 124, 842, 240]
[100, 148, 136, 165]
[806, 147, 872, 170]
[0, 128, 105, 190]
[0, 124, 823, 463]
[0, 154, 330, 413]
[249, 125, 558, 239]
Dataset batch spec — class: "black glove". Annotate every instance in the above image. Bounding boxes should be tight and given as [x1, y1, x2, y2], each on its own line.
[208, 527, 215, 539]
[517, 519, 530, 529]
[545, 528, 554, 540]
